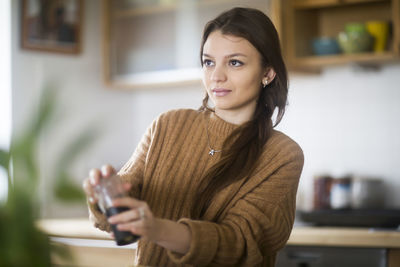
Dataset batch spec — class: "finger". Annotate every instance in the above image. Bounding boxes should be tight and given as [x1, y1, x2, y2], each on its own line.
[108, 208, 142, 224]
[101, 164, 116, 178]
[89, 168, 101, 186]
[112, 197, 142, 209]
[82, 178, 92, 195]
[82, 179, 98, 203]
[116, 220, 143, 235]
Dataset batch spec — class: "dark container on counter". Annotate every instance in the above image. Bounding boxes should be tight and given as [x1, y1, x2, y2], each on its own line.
[313, 175, 333, 210]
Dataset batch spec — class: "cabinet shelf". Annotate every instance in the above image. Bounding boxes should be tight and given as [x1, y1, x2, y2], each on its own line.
[293, 51, 398, 68]
[293, 0, 388, 9]
[103, 0, 278, 89]
[114, 0, 263, 19]
[107, 68, 202, 89]
[114, 4, 176, 18]
[283, 0, 400, 71]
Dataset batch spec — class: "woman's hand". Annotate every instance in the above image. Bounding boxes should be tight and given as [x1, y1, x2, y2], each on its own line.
[82, 164, 117, 204]
[107, 197, 161, 243]
[83, 165, 191, 253]
[108, 198, 191, 254]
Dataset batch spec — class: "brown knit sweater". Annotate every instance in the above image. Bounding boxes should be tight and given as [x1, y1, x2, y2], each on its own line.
[88, 109, 304, 267]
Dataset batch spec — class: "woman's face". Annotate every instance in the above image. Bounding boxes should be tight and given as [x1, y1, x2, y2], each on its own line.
[202, 30, 267, 123]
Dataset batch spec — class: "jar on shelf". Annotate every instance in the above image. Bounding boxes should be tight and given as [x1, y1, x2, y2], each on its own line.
[338, 23, 374, 54]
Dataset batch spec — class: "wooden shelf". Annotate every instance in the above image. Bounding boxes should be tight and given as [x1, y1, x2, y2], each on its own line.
[106, 68, 202, 89]
[114, 0, 260, 19]
[283, 0, 400, 71]
[114, 3, 176, 18]
[293, 0, 388, 9]
[293, 51, 398, 67]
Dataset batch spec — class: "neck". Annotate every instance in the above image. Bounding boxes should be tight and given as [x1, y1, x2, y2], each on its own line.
[215, 106, 255, 125]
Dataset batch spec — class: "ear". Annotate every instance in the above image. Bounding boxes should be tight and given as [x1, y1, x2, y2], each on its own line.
[263, 67, 276, 85]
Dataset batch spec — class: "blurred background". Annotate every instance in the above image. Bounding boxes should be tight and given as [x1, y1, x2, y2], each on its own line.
[1, 0, 400, 221]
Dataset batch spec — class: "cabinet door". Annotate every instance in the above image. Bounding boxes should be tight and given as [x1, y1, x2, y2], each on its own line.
[276, 246, 387, 267]
[388, 249, 400, 267]
[103, 0, 276, 89]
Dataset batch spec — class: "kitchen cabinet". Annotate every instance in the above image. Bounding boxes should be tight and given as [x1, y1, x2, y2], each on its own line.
[102, 0, 281, 89]
[282, 0, 400, 71]
[280, 226, 400, 267]
[276, 246, 387, 267]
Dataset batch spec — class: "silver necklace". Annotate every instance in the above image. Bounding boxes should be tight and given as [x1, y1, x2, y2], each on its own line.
[206, 118, 222, 156]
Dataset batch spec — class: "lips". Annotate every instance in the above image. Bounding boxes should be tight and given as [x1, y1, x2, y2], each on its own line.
[212, 88, 231, 97]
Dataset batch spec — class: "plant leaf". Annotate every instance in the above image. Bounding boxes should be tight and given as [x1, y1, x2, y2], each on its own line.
[29, 85, 57, 136]
[0, 149, 9, 170]
[54, 172, 85, 202]
[0, 85, 98, 266]
[51, 241, 74, 264]
[53, 126, 100, 203]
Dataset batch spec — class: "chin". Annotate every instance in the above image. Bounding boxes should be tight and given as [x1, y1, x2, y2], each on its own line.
[212, 100, 231, 108]
[214, 105, 234, 112]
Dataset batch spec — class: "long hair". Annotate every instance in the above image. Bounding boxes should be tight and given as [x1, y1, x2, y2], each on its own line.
[193, 7, 288, 220]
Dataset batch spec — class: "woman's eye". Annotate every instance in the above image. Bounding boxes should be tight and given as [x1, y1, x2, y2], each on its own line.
[203, 59, 214, 67]
[230, 59, 243, 67]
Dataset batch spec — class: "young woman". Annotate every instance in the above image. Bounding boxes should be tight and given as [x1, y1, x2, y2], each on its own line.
[83, 7, 304, 267]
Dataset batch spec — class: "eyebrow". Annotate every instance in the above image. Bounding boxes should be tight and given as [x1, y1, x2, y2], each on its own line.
[202, 53, 248, 58]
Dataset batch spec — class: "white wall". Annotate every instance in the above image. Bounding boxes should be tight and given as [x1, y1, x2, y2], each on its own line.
[11, 0, 203, 218]
[11, 1, 400, 217]
[0, 0, 11, 203]
[278, 65, 400, 210]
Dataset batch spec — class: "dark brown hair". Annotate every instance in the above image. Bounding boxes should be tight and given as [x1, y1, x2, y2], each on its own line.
[193, 7, 288, 220]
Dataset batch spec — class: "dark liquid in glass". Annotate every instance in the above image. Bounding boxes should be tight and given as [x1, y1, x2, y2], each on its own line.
[106, 206, 140, 246]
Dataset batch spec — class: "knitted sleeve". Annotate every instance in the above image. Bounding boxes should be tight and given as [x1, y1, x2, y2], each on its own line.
[118, 121, 155, 198]
[88, 120, 155, 232]
[167, 138, 304, 266]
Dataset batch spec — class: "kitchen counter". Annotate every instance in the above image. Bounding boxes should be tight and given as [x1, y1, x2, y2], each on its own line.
[37, 219, 135, 267]
[38, 218, 112, 240]
[37, 218, 400, 267]
[288, 225, 400, 248]
[37, 218, 400, 248]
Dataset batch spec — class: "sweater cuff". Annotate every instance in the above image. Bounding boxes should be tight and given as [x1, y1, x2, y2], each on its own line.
[87, 200, 111, 232]
[167, 218, 219, 266]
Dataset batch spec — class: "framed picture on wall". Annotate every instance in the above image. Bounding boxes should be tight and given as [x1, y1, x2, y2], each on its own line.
[21, 0, 83, 54]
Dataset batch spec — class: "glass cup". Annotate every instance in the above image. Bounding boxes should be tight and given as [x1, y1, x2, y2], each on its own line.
[94, 174, 140, 245]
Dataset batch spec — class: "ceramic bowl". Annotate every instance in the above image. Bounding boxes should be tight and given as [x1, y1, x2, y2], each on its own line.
[312, 37, 341, 55]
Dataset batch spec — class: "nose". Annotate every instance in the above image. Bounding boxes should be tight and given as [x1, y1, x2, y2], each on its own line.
[210, 65, 227, 82]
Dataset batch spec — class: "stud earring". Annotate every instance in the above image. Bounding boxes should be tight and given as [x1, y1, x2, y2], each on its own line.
[262, 78, 268, 87]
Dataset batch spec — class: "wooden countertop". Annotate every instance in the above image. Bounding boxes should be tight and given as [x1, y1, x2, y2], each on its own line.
[288, 226, 400, 248]
[38, 218, 112, 240]
[37, 218, 400, 248]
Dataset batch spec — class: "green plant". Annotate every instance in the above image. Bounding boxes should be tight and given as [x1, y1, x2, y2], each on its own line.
[0, 86, 98, 266]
